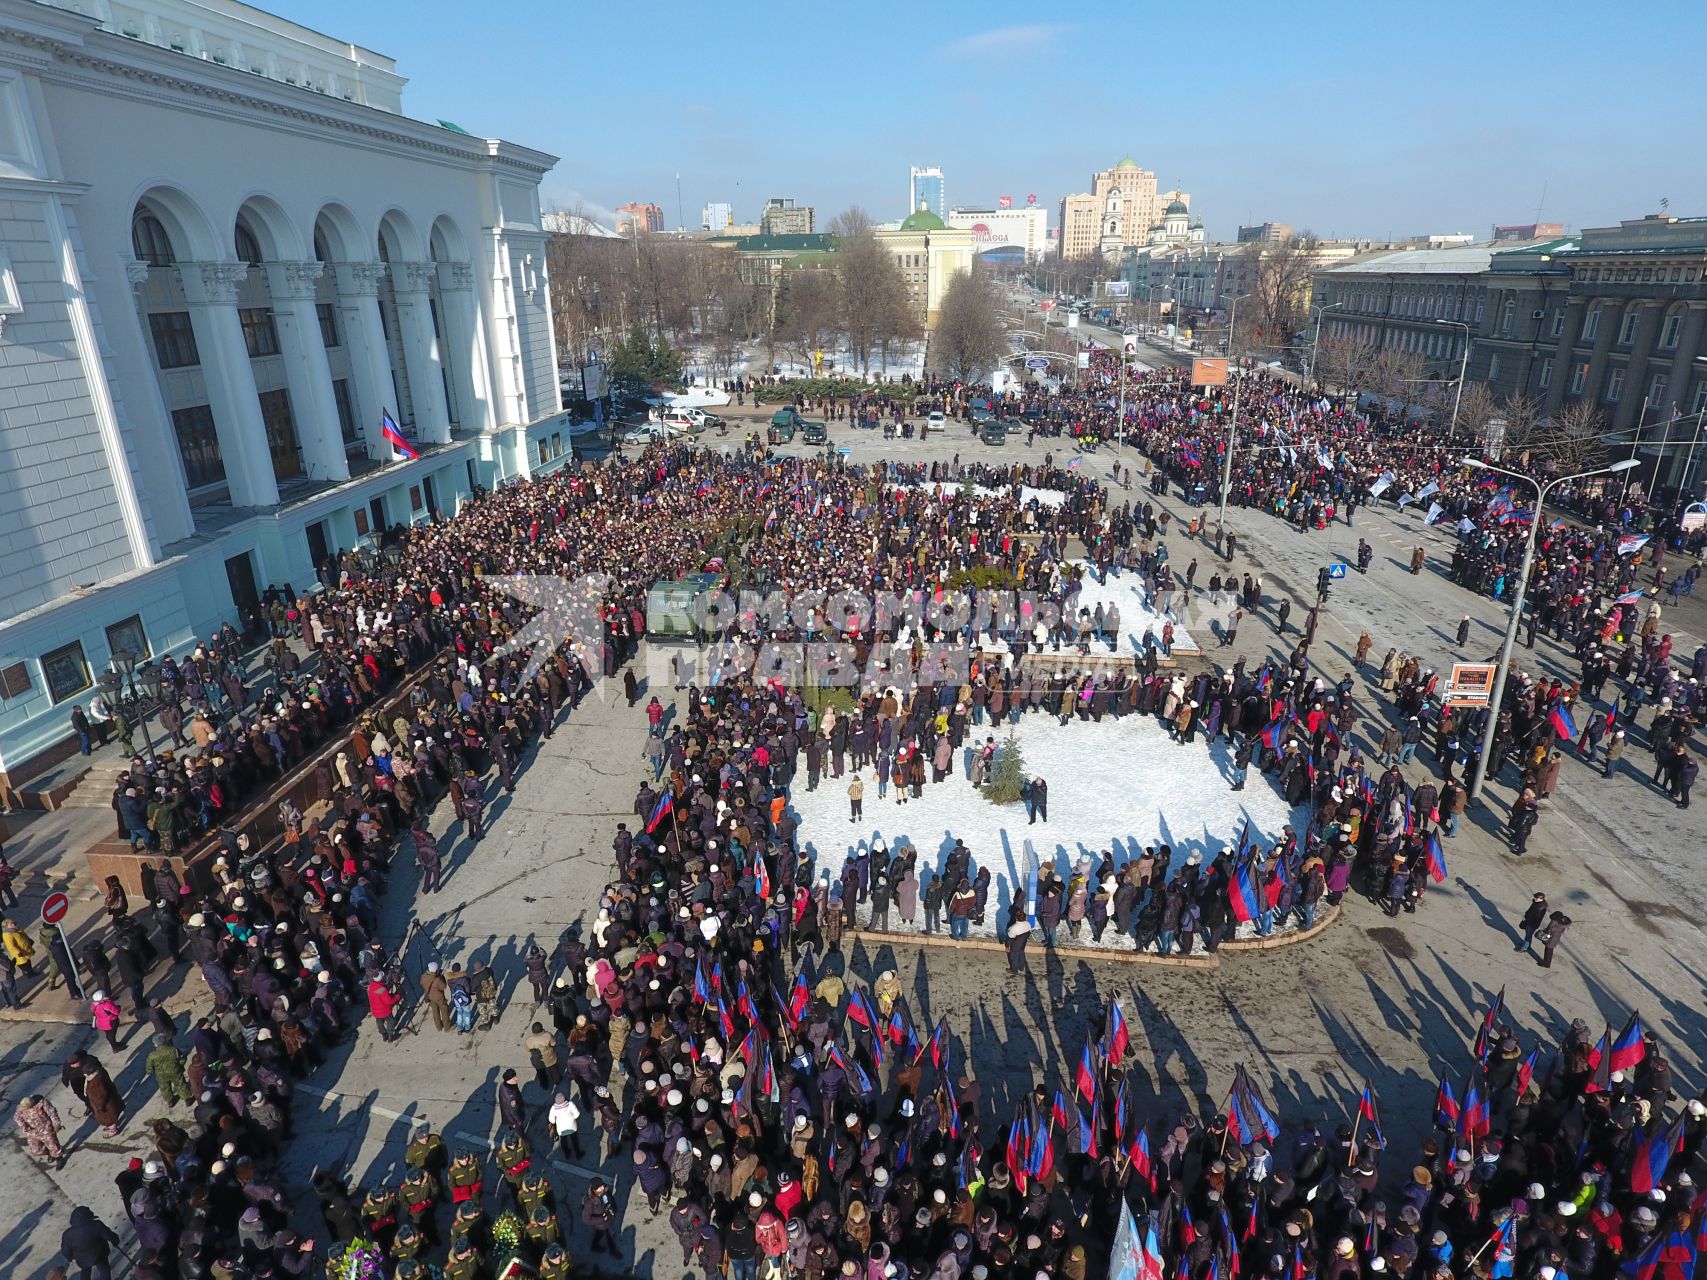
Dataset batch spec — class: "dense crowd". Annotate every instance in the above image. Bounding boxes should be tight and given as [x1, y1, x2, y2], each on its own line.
[7, 392, 1704, 1280]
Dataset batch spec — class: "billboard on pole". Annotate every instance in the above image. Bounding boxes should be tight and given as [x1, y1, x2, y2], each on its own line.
[1105, 281, 1130, 297]
[1192, 358, 1228, 387]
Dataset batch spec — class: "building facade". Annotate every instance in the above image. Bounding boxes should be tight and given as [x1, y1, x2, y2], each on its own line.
[908, 166, 944, 221]
[1237, 222, 1293, 245]
[1056, 158, 1186, 263]
[0, 0, 564, 780]
[760, 198, 814, 236]
[614, 201, 662, 235]
[1313, 245, 1510, 383]
[1511, 216, 1707, 490]
[875, 209, 973, 328]
[947, 205, 1048, 262]
[701, 201, 733, 231]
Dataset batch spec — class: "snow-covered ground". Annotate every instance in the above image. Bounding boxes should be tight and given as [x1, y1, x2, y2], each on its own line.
[1065, 560, 1200, 655]
[649, 385, 732, 410]
[791, 713, 1307, 951]
[769, 338, 928, 382]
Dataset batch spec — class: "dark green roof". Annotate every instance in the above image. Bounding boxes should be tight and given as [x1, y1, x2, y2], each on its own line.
[900, 208, 947, 232]
[733, 234, 834, 253]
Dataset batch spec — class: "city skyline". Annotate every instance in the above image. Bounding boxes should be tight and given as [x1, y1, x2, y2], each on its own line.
[276, 0, 1707, 241]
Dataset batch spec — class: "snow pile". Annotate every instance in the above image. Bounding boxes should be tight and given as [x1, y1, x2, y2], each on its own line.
[770, 339, 928, 382]
[651, 385, 733, 410]
[791, 713, 1307, 952]
[1065, 561, 1200, 656]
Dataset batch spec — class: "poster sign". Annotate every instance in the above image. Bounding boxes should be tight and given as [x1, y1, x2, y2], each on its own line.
[1681, 503, 1707, 533]
[1105, 281, 1130, 297]
[1192, 358, 1228, 387]
[998, 195, 1013, 209]
[1445, 662, 1497, 708]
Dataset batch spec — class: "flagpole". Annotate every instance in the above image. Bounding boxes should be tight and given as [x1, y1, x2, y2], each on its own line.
[1346, 1112, 1360, 1168]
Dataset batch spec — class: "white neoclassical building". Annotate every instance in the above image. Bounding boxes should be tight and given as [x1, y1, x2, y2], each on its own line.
[0, 0, 571, 782]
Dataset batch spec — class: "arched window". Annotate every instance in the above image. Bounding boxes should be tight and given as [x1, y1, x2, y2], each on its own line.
[313, 225, 332, 263]
[132, 209, 175, 266]
[234, 221, 264, 266]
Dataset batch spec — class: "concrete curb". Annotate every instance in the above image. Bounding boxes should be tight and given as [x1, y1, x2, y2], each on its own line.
[844, 926, 1222, 969]
[1220, 902, 1342, 952]
[843, 901, 1341, 968]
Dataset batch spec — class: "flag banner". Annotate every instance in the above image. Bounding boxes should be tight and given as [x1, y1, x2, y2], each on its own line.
[1425, 502, 1444, 525]
[1369, 471, 1395, 498]
[1618, 534, 1650, 556]
[380, 409, 419, 460]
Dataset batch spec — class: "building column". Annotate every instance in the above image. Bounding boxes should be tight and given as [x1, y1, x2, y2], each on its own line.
[390, 261, 452, 445]
[436, 260, 492, 431]
[1543, 299, 1586, 414]
[484, 236, 527, 428]
[264, 262, 348, 483]
[1664, 302, 1707, 415]
[1580, 303, 1620, 407]
[330, 261, 393, 459]
[179, 261, 278, 507]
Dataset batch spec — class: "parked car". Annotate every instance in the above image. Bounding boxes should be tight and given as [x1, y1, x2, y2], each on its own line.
[926, 411, 947, 430]
[623, 421, 687, 446]
[980, 419, 1010, 445]
[647, 409, 705, 434]
[969, 398, 993, 424]
[801, 419, 828, 445]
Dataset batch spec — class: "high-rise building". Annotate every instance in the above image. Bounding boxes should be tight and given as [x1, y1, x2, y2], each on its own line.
[760, 198, 815, 236]
[0, 0, 564, 781]
[615, 202, 663, 235]
[909, 166, 945, 221]
[1237, 222, 1294, 244]
[701, 201, 734, 231]
[1057, 158, 1187, 262]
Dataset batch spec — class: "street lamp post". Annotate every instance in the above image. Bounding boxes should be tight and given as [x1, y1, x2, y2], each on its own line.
[1215, 292, 1251, 533]
[1308, 301, 1346, 393]
[101, 650, 163, 763]
[1433, 319, 1473, 441]
[1460, 455, 1639, 803]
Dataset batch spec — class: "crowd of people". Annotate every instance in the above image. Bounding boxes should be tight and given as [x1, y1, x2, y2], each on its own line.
[8, 368, 1704, 1280]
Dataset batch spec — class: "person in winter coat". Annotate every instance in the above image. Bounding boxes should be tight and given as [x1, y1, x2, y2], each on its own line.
[78, 1055, 124, 1134]
[13, 1094, 65, 1164]
[89, 990, 124, 1051]
[60, 1205, 121, 1280]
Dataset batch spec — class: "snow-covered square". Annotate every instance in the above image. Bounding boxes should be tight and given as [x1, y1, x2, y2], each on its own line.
[790, 711, 1307, 951]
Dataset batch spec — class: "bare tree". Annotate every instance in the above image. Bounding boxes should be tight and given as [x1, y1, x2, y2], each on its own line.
[1241, 234, 1319, 359]
[1497, 392, 1541, 456]
[1313, 332, 1379, 398]
[1452, 381, 1499, 445]
[827, 206, 875, 240]
[1367, 347, 1425, 410]
[774, 268, 841, 370]
[834, 225, 912, 373]
[934, 269, 1007, 384]
[1537, 400, 1609, 472]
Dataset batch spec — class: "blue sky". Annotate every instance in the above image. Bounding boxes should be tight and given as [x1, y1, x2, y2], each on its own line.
[287, 0, 1707, 240]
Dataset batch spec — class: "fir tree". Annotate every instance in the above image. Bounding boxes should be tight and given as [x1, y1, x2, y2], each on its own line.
[985, 728, 1028, 806]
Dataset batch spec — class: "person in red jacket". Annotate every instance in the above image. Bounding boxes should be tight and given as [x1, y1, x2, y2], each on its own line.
[367, 977, 399, 1042]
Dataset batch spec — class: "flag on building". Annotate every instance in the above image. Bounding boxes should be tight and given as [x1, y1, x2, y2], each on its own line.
[380, 410, 419, 460]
